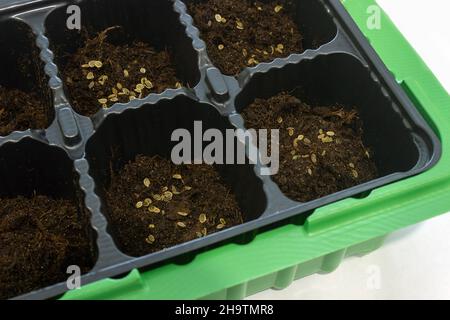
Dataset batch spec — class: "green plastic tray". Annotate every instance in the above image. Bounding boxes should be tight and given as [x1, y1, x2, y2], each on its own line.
[62, 0, 450, 300]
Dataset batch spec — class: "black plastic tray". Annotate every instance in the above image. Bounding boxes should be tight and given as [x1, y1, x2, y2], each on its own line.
[0, 0, 441, 300]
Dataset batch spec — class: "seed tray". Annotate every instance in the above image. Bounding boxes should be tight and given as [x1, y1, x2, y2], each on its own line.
[0, 0, 441, 299]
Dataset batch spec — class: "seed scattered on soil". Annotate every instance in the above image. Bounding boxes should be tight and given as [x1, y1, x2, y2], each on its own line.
[143, 178, 151, 187]
[105, 155, 243, 256]
[59, 26, 183, 116]
[241, 92, 378, 202]
[274, 5, 283, 13]
[145, 235, 155, 244]
[136, 201, 143, 209]
[199, 213, 207, 224]
[188, 0, 304, 75]
[148, 205, 161, 214]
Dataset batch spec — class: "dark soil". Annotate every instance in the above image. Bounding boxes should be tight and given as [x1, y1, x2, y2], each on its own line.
[0, 195, 95, 299]
[188, 0, 303, 75]
[241, 92, 378, 202]
[106, 155, 243, 257]
[61, 27, 182, 117]
[0, 86, 50, 136]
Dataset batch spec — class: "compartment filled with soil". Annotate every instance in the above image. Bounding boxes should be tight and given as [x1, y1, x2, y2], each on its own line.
[242, 92, 378, 202]
[46, 0, 201, 116]
[187, 0, 337, 75]
[0, 195, 94, 299]
[106, 155, 243, 257]
[85, 95, 266, 257]
[0, 20, 52, 136]
[0, 139, 97, 299]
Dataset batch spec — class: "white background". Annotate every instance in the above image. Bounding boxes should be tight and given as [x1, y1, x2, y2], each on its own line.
[249, 0, 450, 300]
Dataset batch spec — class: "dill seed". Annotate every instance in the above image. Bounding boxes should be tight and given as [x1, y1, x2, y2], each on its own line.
[351, 169, 359, 178]
[145, 235, 155, 244]
[365, 151, 371, 158]
[184, 186, 192, 191]
[163, 191, 173, 201]
[218, 44, 225, 50]
[81, 63, 89, 68]
[161, 186, 168, 192]
[287, 127, 295, 136]
[349, 163, 355, 168]
[304, 138, 311, 144]
[123, 69, 129, 77]
[148, 224, 155, 229]
[98, 98, 107, 105]
[297, 134, 305, 141]
[135, 201, 143, 209]
[220, 218, 226, 225]
[140, 67, 146, 74]
[326, 131, 335, 136]
[88, 61, 96, 68]
[322, 136, 333, 143]
[110, 97, 118, 102]
[177, 222, 187, 228]
[275, 44, 284, 53]
[86, 72, 94, 80]
[149, 206, 161, 213]
[143, 178, 151, 187]
[216, 224, 225, 230]
[173, 174, 182, 180]
[236, 21, 244, 30]
[98, 75, 108, 85]
[311, 154, 317, 164]
[292, 155, 300, 160]
[171, 185, 181, 195]
[175, 82, 182, 89]
[88, 81, 95, 89]
[177, 211, 189, 217]
[143, 79, 153, 89]
[247, 58, 258, 65]
[199, 213, 207, 224]
[274, 5, 283, 13]
[153, 194, 162, 201]
[202, 228, 208, 236]
[242, 48, 248, 57]
[94, 61, 103, 68]
[135, 84, 145, 93]
[277, 116, 283, 124]
[144, 198, 152, 206]
[307, 168, 313, 175]
[214, 14, 222, 23]
[116, 83, 123, 90]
